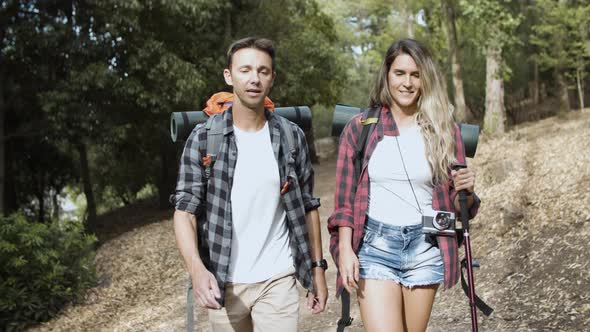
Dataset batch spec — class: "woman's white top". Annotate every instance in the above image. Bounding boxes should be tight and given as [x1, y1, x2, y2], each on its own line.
[367, 124, 436, 226]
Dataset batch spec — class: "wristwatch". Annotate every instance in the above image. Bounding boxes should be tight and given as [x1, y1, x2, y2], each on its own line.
[311, 259, 328, 271]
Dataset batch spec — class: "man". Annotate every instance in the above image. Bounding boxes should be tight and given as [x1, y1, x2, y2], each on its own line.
[173, 37, 328, 331]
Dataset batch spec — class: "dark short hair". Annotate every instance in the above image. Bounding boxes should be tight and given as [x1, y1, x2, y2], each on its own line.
[226, 37, 276, 71]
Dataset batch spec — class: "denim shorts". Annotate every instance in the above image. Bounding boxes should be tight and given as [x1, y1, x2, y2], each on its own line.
[358, 217, 444, 288]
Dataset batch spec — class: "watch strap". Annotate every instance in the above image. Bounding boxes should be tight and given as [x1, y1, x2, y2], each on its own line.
[311, 259, 328, 270]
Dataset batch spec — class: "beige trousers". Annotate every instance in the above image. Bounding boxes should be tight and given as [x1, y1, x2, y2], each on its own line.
[208, 268, 299, 332]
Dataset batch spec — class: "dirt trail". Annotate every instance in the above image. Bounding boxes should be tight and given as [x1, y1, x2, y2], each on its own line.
[28, 110, 590, 332]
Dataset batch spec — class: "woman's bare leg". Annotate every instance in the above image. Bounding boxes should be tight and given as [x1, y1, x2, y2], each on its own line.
[358, 279, 404, 332]
[400, 285, 438, 332]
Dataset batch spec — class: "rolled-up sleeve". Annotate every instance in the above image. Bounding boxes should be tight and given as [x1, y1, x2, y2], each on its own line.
[295, 127, 321, 212]
[174, 126, 206, 214]
[327, 119, 358, 231]
[450, 188, 481, 219]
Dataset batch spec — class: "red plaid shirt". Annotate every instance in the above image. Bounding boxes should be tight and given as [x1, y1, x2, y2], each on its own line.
[327, 105, 480, 295]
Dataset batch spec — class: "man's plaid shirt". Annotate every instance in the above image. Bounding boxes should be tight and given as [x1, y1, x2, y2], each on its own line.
[328, 105, 481, 296]
[174, 109, 320, 305]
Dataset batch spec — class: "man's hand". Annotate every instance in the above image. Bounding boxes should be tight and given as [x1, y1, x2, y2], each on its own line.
[174, 210, 221, 309]
[307, 269, 328, 314]
[191, 262, 222, 310]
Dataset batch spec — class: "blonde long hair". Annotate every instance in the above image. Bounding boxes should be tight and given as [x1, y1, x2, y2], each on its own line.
[369, 39, 456, 184]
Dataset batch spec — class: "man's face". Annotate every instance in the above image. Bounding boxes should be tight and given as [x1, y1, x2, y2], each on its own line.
[224, 48, 275, 111]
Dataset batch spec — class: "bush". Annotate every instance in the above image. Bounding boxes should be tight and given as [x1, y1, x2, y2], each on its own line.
[0, 214, 97, 331]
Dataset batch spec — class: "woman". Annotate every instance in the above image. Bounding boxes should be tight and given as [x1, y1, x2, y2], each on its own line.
[328, 39, 481, 332]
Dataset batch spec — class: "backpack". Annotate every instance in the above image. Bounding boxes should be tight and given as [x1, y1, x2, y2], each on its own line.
[186, 109, 299, 332]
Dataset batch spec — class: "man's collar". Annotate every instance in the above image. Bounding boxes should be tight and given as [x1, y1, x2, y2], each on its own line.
[222, 107, 277, 135]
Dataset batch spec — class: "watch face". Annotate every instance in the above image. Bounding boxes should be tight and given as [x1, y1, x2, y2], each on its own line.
[313, 259, 327, 270]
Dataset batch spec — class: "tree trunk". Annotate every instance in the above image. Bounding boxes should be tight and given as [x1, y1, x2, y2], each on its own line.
[483, 44, 506, 134]
[556, 68, 570, 113]
[441, 0, 471, 123]
[533, 60, 540, 104]
[576, 68, 584, 110]
[36, 174, 45, 223]
[77, 142, 96, 232]
[158, 139, 177, 209]
[0, 73, 4, 216]
[52, 190, 60, 221]
[402, 0, 414, 38]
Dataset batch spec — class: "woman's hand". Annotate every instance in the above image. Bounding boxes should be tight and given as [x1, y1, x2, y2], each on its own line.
[339, 244, 360, 294]
[451, 167, 475, 194]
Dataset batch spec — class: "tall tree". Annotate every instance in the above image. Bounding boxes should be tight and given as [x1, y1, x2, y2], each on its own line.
[440, 0, 472, 122]
[0, 2, 19, 216]
[531, 0, 590, 113]
[462, 0, 521, 134]
[402, 0, 415, 38]
[0, 70, 4, 216]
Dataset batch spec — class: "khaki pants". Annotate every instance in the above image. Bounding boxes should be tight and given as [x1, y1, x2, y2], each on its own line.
[208, 268, 299, 332]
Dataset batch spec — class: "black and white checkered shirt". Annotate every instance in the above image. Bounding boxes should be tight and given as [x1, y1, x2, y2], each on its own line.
[174, 108, 320, 305]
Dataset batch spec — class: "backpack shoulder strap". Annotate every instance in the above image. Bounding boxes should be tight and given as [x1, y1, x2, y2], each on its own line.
[353, 105, 380, 179]
[276, 115, 298, 183]
[201, 114, 225, 179]
[276, 115, 297, 154]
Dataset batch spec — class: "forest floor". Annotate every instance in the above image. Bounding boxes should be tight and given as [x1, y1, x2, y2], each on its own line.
[28, 109, 590, 332]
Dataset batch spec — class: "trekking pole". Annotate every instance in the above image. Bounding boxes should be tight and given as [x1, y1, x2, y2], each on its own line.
[453, 164, 480, 332]
[459, 191, 478, 331]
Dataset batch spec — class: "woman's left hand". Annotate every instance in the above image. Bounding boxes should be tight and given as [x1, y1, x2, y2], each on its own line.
[451, 167, 475, 194]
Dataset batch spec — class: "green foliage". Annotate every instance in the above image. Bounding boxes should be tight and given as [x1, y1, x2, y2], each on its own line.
[312, 104, 335, 138]
[461, 0, 522, 80]
[531, 0, 590, 73]
[0, 214, 97, 331]
[461, 0, 522, 51]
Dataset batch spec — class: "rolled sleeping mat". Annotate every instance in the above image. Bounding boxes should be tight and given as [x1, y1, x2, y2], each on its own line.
[458, 123, 479, 158]
[275, 106, 312, 133]
[331, 104, 480, 158]
[170, 111, 209, 143]
[170, 106, 312, 143]
[331, 104, 361, 137]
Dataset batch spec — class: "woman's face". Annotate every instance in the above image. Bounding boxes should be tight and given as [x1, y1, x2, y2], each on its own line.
[387, 53, 421, 111]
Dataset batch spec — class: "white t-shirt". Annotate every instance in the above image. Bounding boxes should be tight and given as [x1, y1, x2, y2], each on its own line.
[368, 124, 436, 225]
[227, 122, 293, 283]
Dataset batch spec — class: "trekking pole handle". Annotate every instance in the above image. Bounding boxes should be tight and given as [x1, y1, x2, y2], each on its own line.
[452, 164, 471, 231]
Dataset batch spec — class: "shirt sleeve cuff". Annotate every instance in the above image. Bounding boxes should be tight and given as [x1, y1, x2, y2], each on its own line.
[173, 192, 201, 214]
[327, 212, 355, 229]
[304, 197, 321, 212]
[451, 191, 481, 219]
